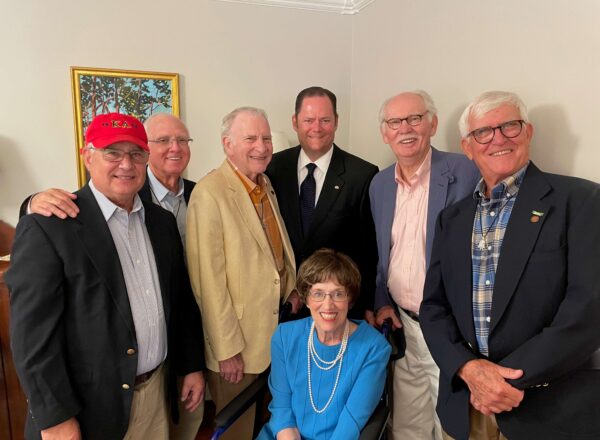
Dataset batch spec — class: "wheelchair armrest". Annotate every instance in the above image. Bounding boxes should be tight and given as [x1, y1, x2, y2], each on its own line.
[211, 371, 269, 439]
[358, 399, 390, 440]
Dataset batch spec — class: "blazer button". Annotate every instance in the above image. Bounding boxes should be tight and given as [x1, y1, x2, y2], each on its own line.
[127, 348, 136, 355]
[274, 279, 280, 285]
[122, 384, 130, 390]
[273, 309, 278, 315]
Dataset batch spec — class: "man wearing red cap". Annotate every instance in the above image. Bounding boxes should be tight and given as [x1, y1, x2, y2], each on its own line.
[7, 113, 205, 440]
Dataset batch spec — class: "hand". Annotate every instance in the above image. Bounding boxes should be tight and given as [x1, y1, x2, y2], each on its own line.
[218, 353, 244, 384]
[180, 371, 206, 412]
[375, 305, 402, 329]
[458, 359, 524, 415]
[364, 309, 376, 326]
[276, 427, 301, 440]
[30, 189, 79, 219]
[286, 290, 302, 314]
[41, 417, 81, 440]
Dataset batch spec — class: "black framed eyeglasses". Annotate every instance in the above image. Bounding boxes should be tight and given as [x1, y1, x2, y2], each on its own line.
[90, 147, 149, 164]
[384, 111, 428, 130]
[468, 120, 525, 144]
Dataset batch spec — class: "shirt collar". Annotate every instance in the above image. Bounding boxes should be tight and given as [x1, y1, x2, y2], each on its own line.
[473, 161, 529, 201]
[227, 159, 268, 196]
[394, 147, 432, 188]
[298, 144, 334, 174]
[89, 180, 145, 222]
[147, 166, 184, 200]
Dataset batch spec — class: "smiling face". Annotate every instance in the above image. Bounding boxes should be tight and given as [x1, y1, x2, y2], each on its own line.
[146, 114, 191, 183]
[461, 103, 533, 192]
[380, 93, 437, 168]
[293, 95, 338, 161]
[306, 278, 349, 343]
[84, 141, 147, 211]
[223, 112, 273, 182]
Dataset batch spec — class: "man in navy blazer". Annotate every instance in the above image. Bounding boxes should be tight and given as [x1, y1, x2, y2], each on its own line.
[266, 86, 379, 320]
[420, 91, 600, 439]
[18, 113, 205, 440]
[371, 91, 479, 439]
[7, 113, 205, 440]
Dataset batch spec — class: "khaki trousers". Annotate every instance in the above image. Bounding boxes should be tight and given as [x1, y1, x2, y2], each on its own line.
[389, 308, 442, 440]
[169, 376, 205, 440]
[124, 364, 169, 440]
[207, 370, 259, 440]
[442, 406, 508, 440]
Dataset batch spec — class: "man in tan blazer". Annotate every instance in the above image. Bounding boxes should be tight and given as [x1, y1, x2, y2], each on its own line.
[186, 107, 296, 440]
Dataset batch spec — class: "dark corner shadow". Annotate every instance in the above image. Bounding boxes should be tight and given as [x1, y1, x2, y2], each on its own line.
[0, 136, 39, 220]
[442, 101, 469, 154]
[528, 105, 577, 176]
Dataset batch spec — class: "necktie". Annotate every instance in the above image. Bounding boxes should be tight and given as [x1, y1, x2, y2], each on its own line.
[300, 163, 317, 236]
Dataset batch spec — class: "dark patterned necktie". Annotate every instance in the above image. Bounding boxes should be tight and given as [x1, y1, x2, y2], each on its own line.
[300, 163, 317, 236]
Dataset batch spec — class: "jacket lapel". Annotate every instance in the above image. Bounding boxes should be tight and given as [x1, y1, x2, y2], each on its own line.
[308, 145, 345, 238]
[379, 167, 397, 281]
[490, 164, 551, 333]
[222, 162, 276, 266]
[426, 148, 452, 268]
[75, 185, 135, 337]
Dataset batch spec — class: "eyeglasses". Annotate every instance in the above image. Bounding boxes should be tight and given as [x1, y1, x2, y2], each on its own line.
[384, 111, 428, 130]
[468, 120, 525, 144]
[148, 137, 193, 147]
[90, 147, 149, 164]
[308, 290, 349, 302]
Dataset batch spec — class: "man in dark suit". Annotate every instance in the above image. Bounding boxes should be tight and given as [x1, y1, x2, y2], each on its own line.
[420, 91, 600, 439]
[266, 86, 379, 320]
[7, 113, 205, 440]
[371, 91, 479, 439]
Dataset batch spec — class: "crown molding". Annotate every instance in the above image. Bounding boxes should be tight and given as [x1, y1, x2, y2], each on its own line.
[214, 0, 375, 15]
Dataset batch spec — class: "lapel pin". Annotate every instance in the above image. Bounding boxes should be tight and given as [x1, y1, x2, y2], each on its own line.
[334, 185, 340, 190]
[530, 210, 544, 223]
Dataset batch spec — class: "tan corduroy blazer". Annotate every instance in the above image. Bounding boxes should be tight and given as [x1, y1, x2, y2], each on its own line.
[186, 161, 296, 374]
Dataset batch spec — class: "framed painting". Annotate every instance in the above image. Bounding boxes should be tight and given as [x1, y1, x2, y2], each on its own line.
[70, 66, 180, 187]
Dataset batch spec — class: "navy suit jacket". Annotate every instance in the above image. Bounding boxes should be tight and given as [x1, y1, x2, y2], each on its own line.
[266, 144, 379, 317]
[7, 184, 205, 440]
[370, 147, 479, 315]
[420, 163, 600, 439]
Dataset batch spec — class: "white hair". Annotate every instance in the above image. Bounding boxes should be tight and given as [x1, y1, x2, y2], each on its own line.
[221, 107, 268, 138]
[378, 90, 438, 125]
[459, 91, 529, 138]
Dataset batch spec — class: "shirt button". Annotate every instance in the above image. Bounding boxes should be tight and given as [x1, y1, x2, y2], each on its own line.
[490, 211, 496, 217]
[122, 384, 130, 390]
[487, 246, 492, 251]
[485, 280, 491, 285]
[486, 316, 491, 323]
[127, 348, 136, 355]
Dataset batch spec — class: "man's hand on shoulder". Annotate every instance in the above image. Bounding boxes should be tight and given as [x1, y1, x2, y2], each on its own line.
[181, 371, 205, 412]
[41, 417, 81, 440]
[30, 189, 79, 219]
[458, 359, 524, 415]
[219, 353, 244, 384]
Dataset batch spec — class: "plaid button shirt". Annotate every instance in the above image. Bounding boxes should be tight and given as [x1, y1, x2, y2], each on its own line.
[471, 163, 528, 356]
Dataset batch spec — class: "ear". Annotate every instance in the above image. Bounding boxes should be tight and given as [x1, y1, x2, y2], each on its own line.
[333, 115, 339, 131]
[524, 122, 534, 142]
[82, 149, 94, 171]
[429, 114, 439, 137]
[292, 114, 299, 133]
[461, 137, 474, 161]
[222, 135, 232, 155]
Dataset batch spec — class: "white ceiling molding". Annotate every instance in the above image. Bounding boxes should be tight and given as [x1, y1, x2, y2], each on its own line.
[214, 0, 376, 15]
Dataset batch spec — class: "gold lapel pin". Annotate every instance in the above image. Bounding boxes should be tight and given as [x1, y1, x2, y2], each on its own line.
[530, 210, 544, 223]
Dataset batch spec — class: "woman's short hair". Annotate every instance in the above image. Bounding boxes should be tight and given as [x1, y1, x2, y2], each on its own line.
[296, 248, 361, 306]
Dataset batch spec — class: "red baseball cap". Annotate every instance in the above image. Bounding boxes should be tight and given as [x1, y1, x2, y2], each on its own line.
[85, 113, 149, 152]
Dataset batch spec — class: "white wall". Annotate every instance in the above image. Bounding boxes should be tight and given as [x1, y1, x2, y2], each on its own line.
[0, 0, 353, 225]
[2, 0, 600, 227]
[349, 0, 600, 180]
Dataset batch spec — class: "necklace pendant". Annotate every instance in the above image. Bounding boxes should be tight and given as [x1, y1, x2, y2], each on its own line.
[478, 239, 486, 250]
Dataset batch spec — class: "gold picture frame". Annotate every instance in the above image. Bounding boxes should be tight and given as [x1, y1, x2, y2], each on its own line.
[70, 66, 180, 187]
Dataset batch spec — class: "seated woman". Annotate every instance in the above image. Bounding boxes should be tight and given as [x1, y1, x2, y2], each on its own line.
[257, 249, 391, 440]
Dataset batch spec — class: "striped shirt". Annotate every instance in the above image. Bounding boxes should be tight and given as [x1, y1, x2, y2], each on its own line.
[89, 182, 167, 375]
[471, 163, 528, 356]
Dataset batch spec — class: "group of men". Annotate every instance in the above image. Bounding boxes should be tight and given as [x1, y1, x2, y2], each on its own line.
[7, 86, 600, 440]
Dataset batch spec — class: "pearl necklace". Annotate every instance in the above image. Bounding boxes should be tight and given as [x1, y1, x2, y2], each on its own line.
[307, 320, 349, 413]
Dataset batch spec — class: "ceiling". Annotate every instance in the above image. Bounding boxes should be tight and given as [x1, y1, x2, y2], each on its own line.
[214, 0, 376, 15]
